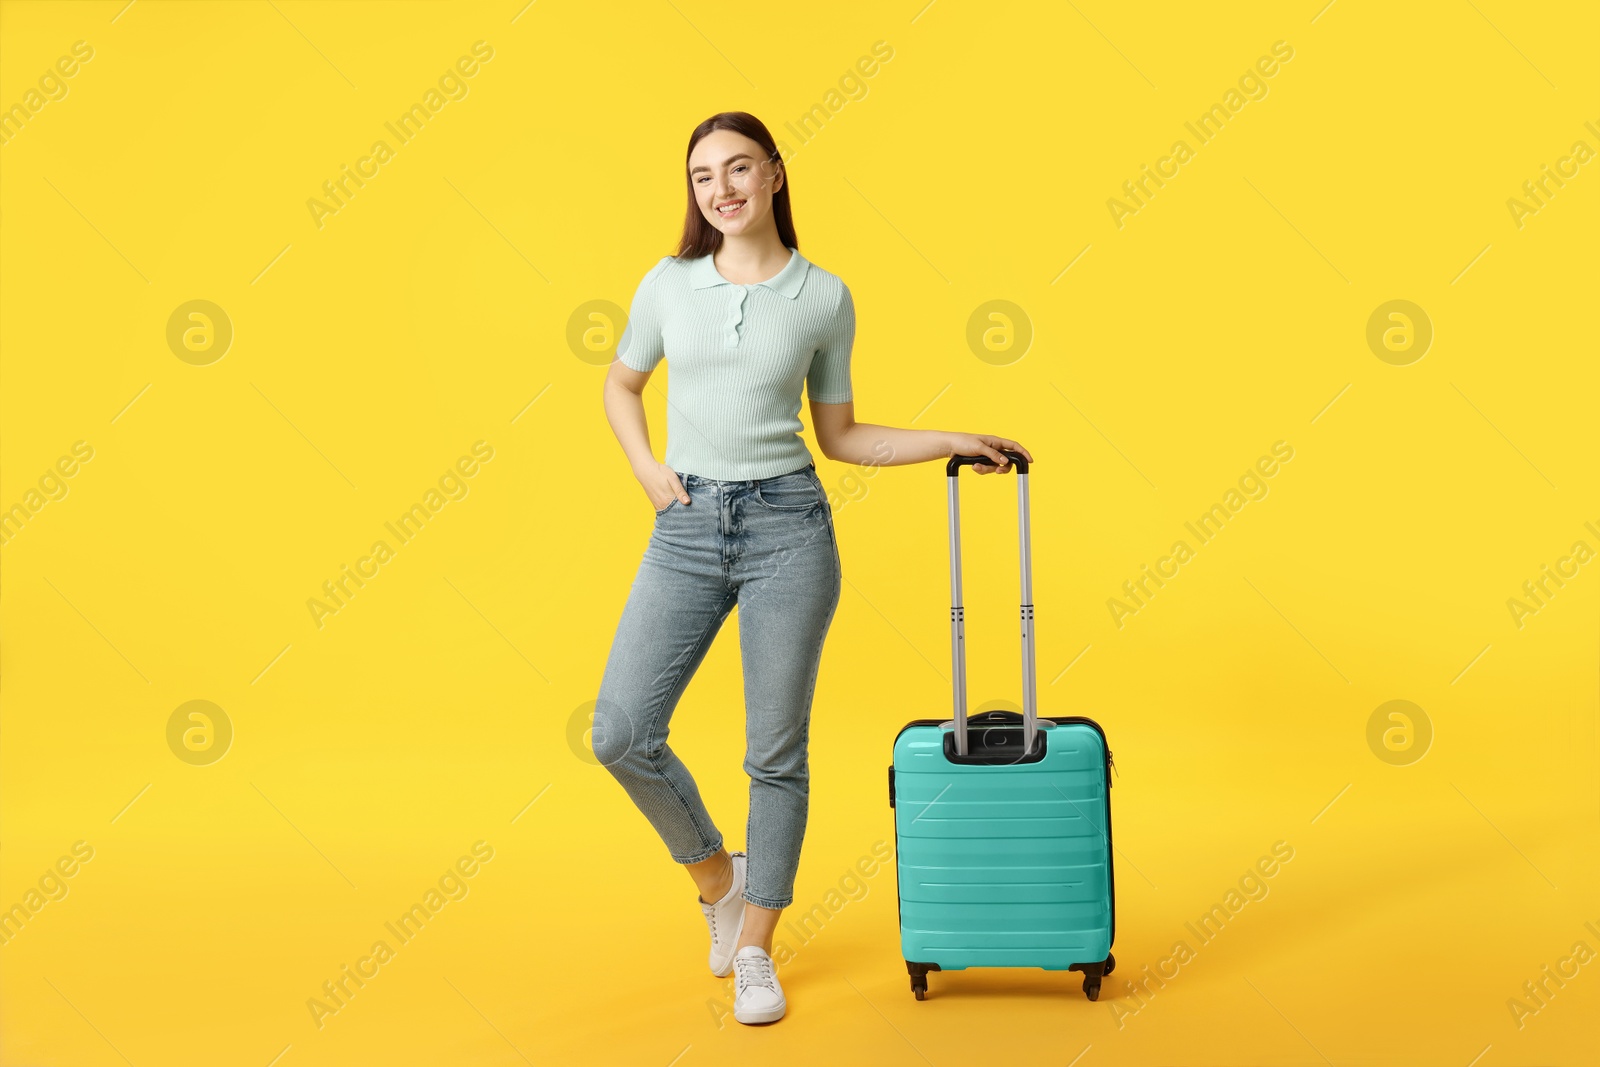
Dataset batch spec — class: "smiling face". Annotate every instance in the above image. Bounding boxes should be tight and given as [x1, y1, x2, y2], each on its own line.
[688, 128, 783, 238]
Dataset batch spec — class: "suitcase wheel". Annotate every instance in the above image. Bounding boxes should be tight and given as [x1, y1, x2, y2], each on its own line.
[1070, 955, 1113, 1000]
[906, 961, 939, 1000]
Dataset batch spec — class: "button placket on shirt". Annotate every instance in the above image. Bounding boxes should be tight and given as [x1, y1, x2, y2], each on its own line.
[724, 285, 749, 348]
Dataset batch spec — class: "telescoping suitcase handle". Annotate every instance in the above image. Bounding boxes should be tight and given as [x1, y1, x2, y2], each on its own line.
[945, 449, 1037, 758]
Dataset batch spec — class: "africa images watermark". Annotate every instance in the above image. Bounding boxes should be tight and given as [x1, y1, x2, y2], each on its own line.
[1504, 519, 1600, 630]
[705, 839, 895, 1030]
[736, 439, 898, 591]
[0, 440, 95, 547]
[1107, 40, 1296, 229]
[1110, 839, 1295, 1028]
[0, 841, 96, 946]
[0, 39, 94, 147]
[307, 441, 495, 629]
[306, 41, 495, 230]
[1506, 918, 1600, 1030]
[1505, 118, 1600, 231]
[773, 40, 894, 164]
[1107, 441, 1295, 628]
[817, 437, 896, 518]
[306, 841, 495, 1029]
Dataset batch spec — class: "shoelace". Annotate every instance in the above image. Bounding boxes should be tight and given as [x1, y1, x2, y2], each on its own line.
[734, 953, 778, 993]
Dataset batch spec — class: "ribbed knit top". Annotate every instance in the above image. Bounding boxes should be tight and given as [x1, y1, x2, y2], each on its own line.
[616, 246, 855, 481]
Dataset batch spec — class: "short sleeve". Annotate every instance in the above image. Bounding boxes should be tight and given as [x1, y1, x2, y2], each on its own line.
[616, 257, 671, 372]
[806, 283, 854, 403]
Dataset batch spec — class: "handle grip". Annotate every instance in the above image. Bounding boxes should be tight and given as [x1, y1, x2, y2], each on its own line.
[947, 449, 1029, 476]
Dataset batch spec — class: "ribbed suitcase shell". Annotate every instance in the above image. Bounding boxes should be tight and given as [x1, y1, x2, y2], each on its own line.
[892, 716, 1114, 971]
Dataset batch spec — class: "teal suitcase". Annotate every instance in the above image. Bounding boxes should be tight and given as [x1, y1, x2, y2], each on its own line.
[888, 451, 1116, 1001]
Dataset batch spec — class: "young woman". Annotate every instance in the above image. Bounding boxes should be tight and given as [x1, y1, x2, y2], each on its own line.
[596, 111, 1033, 1025]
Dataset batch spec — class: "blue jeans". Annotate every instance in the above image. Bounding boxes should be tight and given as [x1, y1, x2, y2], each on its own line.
[594, 462, 842, 910]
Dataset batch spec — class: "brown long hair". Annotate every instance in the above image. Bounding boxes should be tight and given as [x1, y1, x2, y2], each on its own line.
[676, 112, 798, 259]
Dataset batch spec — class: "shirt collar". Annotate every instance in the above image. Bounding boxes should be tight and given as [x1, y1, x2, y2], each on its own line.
[688, 247, 810, 299]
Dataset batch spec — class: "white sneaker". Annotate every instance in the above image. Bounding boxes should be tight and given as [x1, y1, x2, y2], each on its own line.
[701, 851, 747, 977]
[732, 945, 786, 1024]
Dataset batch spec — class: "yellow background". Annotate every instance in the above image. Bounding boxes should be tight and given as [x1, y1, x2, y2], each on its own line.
[3, 0, 1597, 1063]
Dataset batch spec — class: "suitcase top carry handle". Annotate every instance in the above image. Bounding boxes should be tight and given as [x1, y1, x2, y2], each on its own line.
[946, 450, 1037, 757]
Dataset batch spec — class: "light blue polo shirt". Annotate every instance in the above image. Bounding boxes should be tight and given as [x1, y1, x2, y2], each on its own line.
[616, 246, 855, 481]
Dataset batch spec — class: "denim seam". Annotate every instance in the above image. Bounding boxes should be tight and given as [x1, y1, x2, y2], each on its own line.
[818, 493, 842, 569]
[741, 544, 839, 910]
[751, 498, 822, 513]
[675, 839, 724, 866]
[645, 586, 738, 863]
